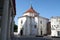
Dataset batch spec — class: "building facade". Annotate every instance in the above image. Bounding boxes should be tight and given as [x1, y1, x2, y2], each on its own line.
[17, 6, 50, 36]
[51, 16, 60, 37]
[0, 0, 16, 40]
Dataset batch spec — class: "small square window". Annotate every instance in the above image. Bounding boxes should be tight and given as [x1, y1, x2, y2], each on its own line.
[40, 21, 42, 24]
[21, 20, 23, 24]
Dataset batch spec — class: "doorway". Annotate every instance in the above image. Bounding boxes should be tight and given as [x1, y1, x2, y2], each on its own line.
[20, 29, 23, 36]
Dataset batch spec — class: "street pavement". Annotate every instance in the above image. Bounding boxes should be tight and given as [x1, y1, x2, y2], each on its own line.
[11, 35, 60, 40]
[11, 36, 52, 40]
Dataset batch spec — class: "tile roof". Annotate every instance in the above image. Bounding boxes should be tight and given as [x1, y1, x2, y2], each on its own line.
[25, 6, 37, 13]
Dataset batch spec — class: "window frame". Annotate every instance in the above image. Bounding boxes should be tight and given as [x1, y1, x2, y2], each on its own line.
[40, 21, 42, 24]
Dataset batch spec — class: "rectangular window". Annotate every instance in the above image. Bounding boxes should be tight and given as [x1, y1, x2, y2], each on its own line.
[34, 25, 37, 28]
[58, 31, 60, 37]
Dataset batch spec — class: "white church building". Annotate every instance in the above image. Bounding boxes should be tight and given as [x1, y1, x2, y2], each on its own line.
[17, 6, 51, 36]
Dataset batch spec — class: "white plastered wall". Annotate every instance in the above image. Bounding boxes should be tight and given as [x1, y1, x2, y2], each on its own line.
[51, 18, 60, 36]
[35, 16, 49, 35]
[18, 17, 26, 35]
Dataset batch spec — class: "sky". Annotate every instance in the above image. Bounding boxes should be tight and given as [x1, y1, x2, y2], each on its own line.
[14, 0, 60, 25]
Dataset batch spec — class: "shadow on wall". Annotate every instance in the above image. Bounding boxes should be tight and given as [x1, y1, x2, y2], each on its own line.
[47, 22, 51, 35]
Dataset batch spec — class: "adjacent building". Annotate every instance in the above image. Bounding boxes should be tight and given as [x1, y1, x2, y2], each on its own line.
[0, 0, 16, 40]
[17, 6, 50, 36]
[51, 16, 60, 37]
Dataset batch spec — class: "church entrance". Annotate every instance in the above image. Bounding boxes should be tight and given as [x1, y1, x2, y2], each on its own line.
[20, 29, 23, 36]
